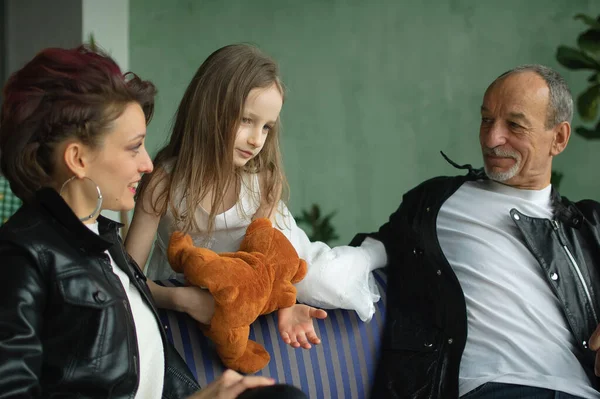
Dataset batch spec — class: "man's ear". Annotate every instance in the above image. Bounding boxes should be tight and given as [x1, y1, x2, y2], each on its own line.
[62, 141, 88, 178]
[551, 121, 571, 156]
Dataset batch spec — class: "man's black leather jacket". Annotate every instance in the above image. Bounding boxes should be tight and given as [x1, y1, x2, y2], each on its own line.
[354, 166, 600, 398]
[0, 188, 200, 398]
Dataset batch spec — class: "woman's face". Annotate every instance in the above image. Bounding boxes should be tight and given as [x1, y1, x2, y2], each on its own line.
[85, 102, 153, 212]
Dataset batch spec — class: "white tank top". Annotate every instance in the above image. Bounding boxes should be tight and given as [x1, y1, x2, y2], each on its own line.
[145, 173, 261, 281]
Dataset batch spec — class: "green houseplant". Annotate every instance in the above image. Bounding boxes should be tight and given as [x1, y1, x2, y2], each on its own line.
[556, 14, 600, 139]
[296, 204, 339, 245]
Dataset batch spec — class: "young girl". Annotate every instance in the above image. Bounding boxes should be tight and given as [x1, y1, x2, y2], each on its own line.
[125, 44, 385, 349]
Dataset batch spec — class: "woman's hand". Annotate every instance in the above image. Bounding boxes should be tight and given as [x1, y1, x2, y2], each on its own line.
[187, 369, 275, 399]
[277, 304, 327, 349]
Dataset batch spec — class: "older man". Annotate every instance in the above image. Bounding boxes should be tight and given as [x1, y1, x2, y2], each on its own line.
[358, 65, 600, 398]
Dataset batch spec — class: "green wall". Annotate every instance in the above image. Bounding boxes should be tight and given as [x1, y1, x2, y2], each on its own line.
[130, 0, 600, 245]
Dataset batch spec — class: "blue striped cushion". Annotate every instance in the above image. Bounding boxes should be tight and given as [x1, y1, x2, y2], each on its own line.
[157, 269, 386, 398]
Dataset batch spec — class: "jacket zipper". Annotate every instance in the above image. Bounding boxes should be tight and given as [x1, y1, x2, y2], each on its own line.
[551, 219, 598, 325]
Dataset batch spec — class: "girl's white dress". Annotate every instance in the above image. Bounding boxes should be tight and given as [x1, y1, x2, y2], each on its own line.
[145, 173, 386, 321]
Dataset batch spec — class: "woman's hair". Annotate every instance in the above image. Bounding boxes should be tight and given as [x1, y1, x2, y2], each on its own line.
[0, 45, 157, 202]
[139, 43, 287, 234]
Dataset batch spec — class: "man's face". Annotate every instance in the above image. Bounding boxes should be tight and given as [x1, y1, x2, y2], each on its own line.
[479, 71, 562, 190]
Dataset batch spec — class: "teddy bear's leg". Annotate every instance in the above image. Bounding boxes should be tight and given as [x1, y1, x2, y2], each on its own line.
[262, 282, 296, 314]
[234, 339, 271, 375]
[205, 326, 271, 374]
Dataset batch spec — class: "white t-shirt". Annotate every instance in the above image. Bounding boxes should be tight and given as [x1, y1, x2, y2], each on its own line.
[437, 180, 599, 398]
[87, 223, 164, 399]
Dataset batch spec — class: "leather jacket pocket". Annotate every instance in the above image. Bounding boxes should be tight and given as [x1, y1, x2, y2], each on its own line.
[58, 270, 119, 309]
[379, 323, 444, 398]
[54, 270, 128, 373]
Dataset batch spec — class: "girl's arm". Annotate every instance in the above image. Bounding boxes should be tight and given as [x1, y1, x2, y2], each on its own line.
[252, 170, 282, 222]
[125, 200, 160, 270]
[147, 280, 215, 325]
[253, 171, 328, 348]
[124, 173, 164, 270]
[125, 176, 216, 323]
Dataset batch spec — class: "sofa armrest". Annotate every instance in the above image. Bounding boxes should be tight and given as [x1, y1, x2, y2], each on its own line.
[156, 269, 387, 398]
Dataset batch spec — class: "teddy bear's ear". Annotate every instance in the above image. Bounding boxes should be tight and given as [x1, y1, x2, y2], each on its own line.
[240, 220, 275, 253]
[245, 218, 272, 235]
[167, 231, 194, 273]
[213, 286, 240, 304]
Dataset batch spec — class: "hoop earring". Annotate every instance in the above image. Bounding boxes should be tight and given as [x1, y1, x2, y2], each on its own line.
[59, 176, 103, 222]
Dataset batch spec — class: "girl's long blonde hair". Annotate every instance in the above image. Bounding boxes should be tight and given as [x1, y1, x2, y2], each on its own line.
[138, 44, 287, 234]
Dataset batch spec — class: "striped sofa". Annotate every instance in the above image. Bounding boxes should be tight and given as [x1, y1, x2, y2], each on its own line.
[157, 269, 387, 398]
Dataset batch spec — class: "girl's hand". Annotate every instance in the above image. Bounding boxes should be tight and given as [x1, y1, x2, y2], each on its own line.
[277, 304, 327, 349]
[186, 369, 275, 399]
[251, 203, 277, 221]
[175, 285, 215, 325]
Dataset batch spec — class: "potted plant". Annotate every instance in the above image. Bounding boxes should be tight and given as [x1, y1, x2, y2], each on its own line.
[296, 204, 339, 245]
[556, 14, 600, 139]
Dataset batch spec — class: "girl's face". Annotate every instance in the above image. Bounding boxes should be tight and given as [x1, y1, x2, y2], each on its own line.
[233, 83, 283, 167]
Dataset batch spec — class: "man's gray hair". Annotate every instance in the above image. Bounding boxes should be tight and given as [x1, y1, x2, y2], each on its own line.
[495, 64, 573, 128]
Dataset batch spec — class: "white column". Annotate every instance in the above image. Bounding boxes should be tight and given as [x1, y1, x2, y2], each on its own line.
[82, 0, 131, 227]
[81, 0, 129, 71]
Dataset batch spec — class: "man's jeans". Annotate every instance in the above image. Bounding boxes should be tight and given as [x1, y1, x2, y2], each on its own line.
[461, 382, 588, 398]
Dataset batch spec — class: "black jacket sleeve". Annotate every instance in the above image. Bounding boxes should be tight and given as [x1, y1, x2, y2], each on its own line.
[0, 244, 46, 398]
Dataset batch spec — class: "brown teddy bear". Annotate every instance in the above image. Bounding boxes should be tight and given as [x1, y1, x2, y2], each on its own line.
[167, 218, 307, 374]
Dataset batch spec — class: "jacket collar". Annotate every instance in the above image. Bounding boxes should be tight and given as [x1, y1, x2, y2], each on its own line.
[34, 187, 124, 253]
[440, 151, 584, 228]
[550, 187, 584, 228]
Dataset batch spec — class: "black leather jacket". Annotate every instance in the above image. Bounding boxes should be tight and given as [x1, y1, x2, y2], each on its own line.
[0, 188, 200, 398]
[355, 166, 600, 399]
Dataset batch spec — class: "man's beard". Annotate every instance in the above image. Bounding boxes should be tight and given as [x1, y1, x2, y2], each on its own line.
[482, 147, 521, 182]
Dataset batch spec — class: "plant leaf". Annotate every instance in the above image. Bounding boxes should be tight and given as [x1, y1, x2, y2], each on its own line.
[575, 14, 600, 30]
[588, 72, 599, 82]
[556, 46, 600, 70]
[578, 29, 600, 55]
[311, 204, 320, 220]
[577, 84, 600, 121]
[88, 33, 98, 51]
[297, 203, 338, 245]
[575, 126, 600, 139]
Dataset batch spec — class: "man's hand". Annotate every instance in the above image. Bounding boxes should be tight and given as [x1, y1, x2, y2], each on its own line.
[187, 369, 275, 399]
[277, 304, 327, 349]
[589, 324, 600, 376]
